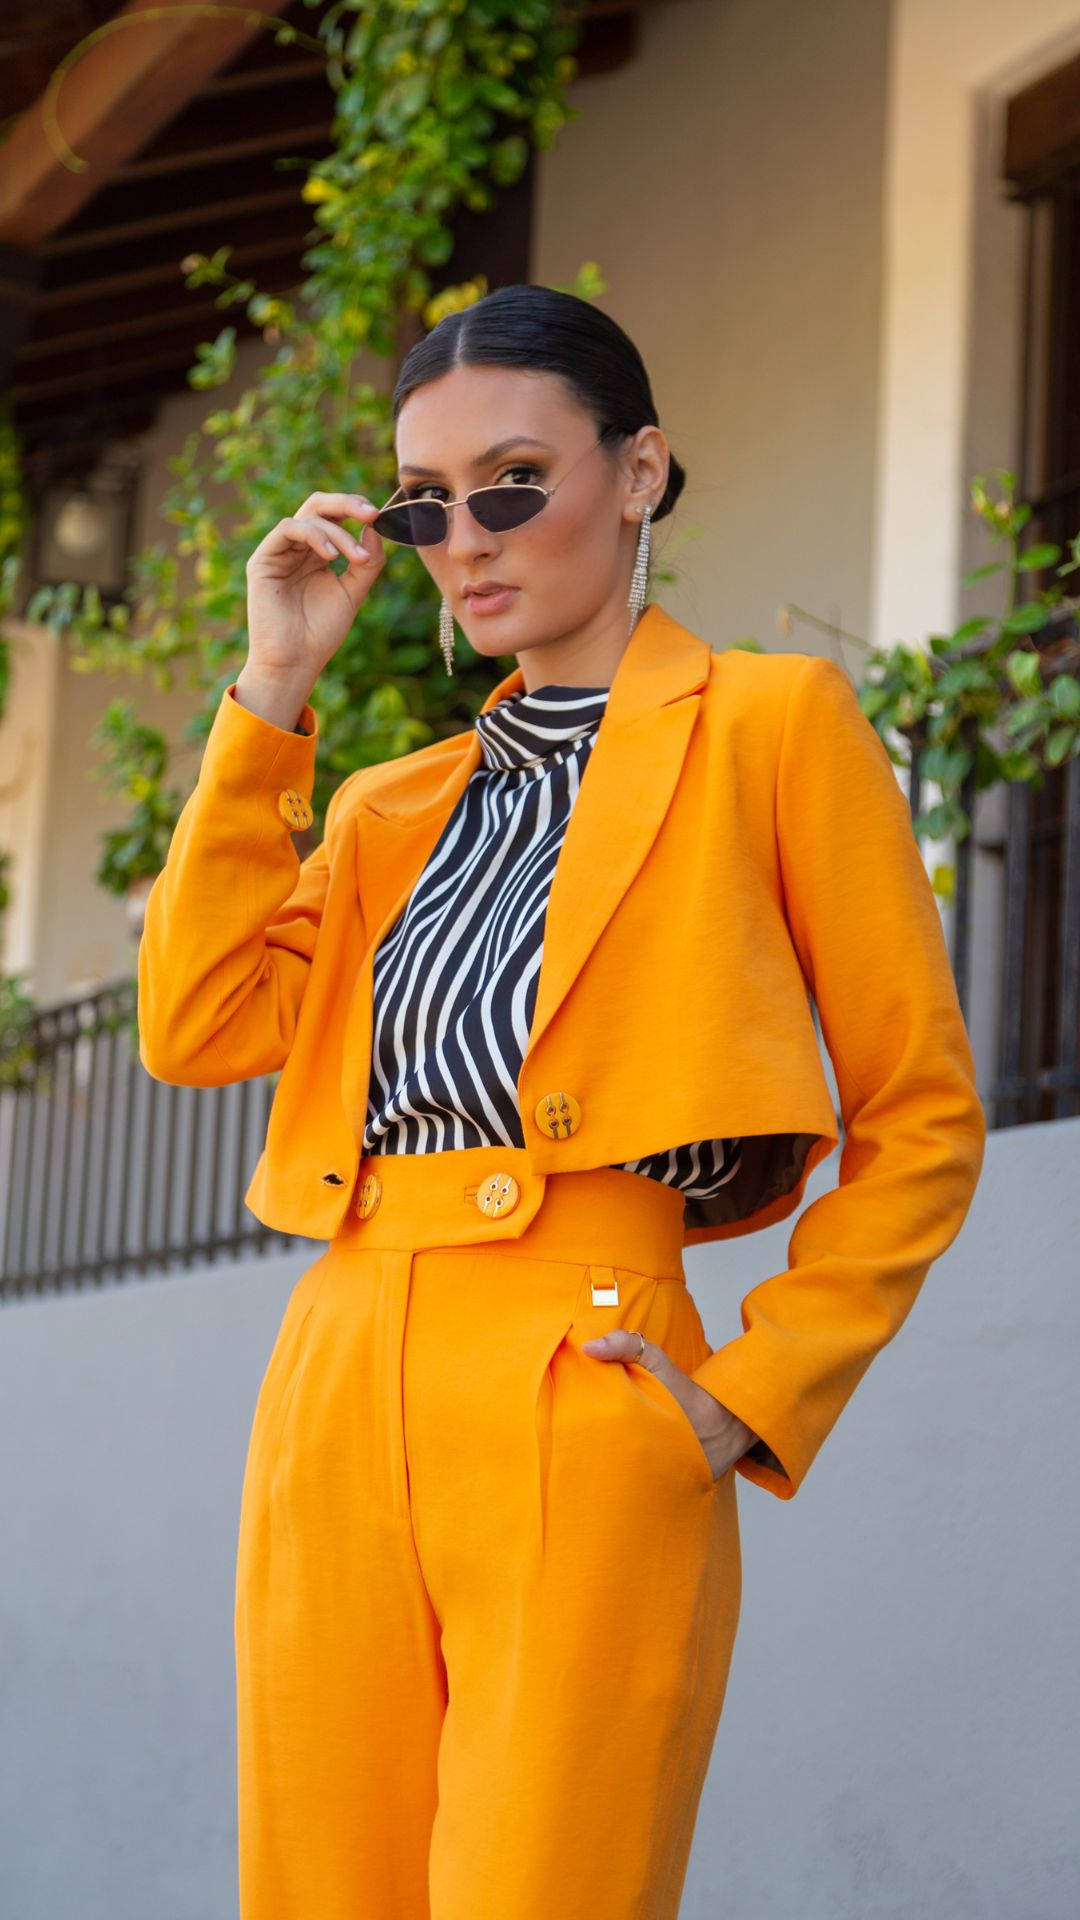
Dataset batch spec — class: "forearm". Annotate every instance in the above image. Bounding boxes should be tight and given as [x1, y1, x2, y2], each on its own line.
[235, 663, 316, 734]
[137, 682, 323, 1086]
[688, 657, 986, 1501]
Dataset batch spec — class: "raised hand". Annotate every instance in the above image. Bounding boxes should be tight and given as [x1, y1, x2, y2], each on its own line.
[237, 491, 388, 726]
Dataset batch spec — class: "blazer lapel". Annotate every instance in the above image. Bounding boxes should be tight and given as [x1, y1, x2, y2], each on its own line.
[338, 601, 712, 1143]
[523, 603, 712, 1068]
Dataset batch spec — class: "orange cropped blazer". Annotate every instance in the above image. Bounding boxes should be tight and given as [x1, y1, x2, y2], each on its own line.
[138, 601, 987, 1500]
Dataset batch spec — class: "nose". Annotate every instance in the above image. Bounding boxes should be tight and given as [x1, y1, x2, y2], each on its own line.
[442, 498, 500, 574]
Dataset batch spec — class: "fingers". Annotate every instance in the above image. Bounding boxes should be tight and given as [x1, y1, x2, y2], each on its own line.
[255, 510, 378, 570]
[294, 490, 382, 523]
[297, 513, 373, 565]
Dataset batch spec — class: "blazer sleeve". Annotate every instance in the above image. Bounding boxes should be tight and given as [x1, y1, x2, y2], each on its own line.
[137, 681, 360, 1087]
[689, 653, 988, 1499]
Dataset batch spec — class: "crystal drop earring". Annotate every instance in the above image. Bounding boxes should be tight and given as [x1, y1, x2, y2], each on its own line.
[438, 595, 455, 676]
[627, 502, 652, 634]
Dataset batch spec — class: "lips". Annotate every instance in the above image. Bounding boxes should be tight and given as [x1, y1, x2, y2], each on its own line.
[465, 584, 519, 616]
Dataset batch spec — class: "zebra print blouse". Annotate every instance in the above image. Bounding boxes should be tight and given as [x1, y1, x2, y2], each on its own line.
[362, 681, 745, 1205]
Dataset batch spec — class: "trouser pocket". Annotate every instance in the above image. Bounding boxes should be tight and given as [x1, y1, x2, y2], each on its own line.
[547, 1266, 722, 1505]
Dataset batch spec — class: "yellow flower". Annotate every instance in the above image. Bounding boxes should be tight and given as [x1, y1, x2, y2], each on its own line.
[301, 177, 334, 204]
[423, 275, 488, 329]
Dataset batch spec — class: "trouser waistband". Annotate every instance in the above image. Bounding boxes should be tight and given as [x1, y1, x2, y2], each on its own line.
[331, 1144, 686, 1279]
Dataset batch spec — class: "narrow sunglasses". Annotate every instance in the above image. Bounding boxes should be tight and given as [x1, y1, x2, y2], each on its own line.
[371, 435, 607, 548]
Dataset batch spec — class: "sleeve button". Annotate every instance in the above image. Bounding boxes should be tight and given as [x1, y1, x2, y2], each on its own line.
[278, 788, 314, 830]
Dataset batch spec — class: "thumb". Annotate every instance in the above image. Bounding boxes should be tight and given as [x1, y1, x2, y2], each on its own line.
[582, 1328, 662, 1371]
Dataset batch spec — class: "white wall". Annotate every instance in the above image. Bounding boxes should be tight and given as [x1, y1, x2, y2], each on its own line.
[2, 1117, 1077, 1918]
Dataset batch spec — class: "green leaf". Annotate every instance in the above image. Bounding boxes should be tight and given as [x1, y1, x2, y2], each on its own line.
[1001, 602, 1049, 636]
[998, 748, 1040, 781]
[960, 561, 1006, 587]
[858, 685, 893, 720]
[1050, 673, 1080, 719]
[1046, 725, 1076, 766]
[950, 615, 992, 643]
[1005, 650, 1043, 697]
[919, 744, 974, 788]
[1015, 542, 1062, 571]
[439, 74, 474, 116]
[913, 800, 958, 839]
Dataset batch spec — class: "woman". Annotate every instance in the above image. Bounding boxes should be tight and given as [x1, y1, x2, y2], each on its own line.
[138, 284, 987, 1919]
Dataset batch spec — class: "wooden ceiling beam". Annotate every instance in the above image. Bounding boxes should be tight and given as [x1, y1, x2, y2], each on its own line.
[0, 0, 294, 247]
[40, 181, 308, 254]
[17, 261, 304, 359]
[44, 135, 328, 243]
[8, 311, 286, 403]
[37, 229, 314, 307]
[201, 53, 326, 98]
[114, 119, 333, 184]
[114, 70, 333, 173]
[37, 202, 316, 290]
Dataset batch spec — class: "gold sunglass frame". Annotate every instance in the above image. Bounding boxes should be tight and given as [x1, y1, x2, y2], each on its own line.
[374, 434, 608, 547]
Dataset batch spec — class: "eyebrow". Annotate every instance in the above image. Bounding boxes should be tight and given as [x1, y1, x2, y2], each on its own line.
[397, 436, 557, 480]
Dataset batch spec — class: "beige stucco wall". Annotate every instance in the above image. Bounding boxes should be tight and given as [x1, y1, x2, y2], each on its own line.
[535, 0, 892, 657]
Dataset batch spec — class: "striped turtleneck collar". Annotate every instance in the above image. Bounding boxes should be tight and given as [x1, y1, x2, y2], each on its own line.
[475, 683, 611, 771]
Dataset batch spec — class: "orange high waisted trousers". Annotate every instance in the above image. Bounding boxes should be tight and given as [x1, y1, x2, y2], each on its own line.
[234, 1144, 743, 1920]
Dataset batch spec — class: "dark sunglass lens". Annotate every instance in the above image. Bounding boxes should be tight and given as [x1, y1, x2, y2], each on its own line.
[372, 500, 447, 546]
[469, 487, 546, 534]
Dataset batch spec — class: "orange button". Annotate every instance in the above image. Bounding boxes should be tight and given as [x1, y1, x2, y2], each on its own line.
[278, 788, 314, 831]
[475, 1171, 520, 1218]
[355, 1172, 382, 1219]
[533, 1090, 582, 1139]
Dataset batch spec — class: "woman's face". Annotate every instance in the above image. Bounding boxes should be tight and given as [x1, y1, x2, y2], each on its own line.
[392, 364, 668, 683]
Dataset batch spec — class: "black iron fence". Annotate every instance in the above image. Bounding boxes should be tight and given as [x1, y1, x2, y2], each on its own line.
[0, 980, 302, 1301]
[1, 730, 1078, 1299]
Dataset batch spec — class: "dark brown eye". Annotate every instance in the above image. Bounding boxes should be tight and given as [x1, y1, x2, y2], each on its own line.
[403, 463, 542, 503]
